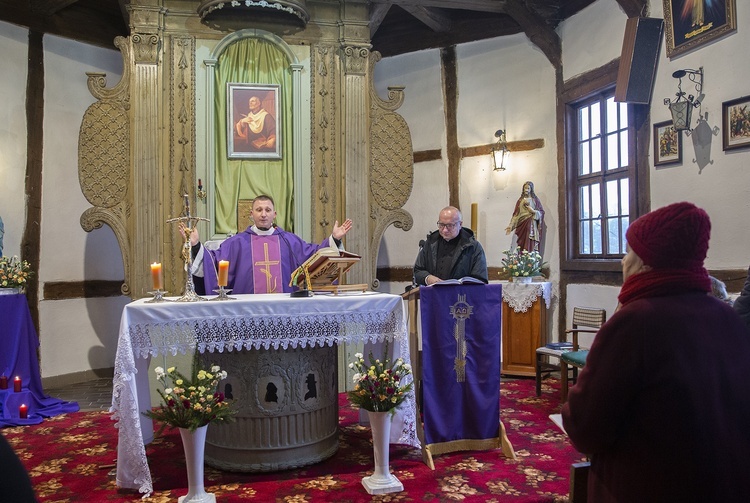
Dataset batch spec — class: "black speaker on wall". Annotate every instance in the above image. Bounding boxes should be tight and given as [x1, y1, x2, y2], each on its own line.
[615, 17, 664, 104]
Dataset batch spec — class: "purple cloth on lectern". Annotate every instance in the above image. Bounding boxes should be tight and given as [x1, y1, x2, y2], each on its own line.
[420, 282, 502, 445]
[0, 294, 79, 427]
[202, 226, 332, 294]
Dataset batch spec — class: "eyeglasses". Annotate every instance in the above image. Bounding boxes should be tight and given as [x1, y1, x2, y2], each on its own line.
[437, 222, 460, 230]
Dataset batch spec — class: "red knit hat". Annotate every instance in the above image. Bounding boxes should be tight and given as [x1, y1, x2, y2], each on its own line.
[625, 201, 710, 271]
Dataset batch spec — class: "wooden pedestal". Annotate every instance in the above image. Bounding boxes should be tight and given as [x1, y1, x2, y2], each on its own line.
[501, 296, 547, 376]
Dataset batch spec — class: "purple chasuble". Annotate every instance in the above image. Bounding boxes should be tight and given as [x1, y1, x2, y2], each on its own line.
[202, 226, 332, 295]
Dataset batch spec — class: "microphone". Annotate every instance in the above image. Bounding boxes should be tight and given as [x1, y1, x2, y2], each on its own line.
[406, 239, 428, 292]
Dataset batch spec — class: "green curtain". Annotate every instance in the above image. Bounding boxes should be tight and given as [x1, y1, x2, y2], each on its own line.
[214, 38, 294, 234]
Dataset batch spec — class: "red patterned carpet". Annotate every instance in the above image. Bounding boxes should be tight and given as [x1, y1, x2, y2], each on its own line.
[3, 377, 583, 502]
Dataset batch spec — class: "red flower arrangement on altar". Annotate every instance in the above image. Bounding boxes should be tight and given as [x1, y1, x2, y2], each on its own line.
[143, 352, 235, 433]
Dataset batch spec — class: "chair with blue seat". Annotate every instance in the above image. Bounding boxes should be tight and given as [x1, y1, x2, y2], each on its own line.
[535, 306, 606, 401]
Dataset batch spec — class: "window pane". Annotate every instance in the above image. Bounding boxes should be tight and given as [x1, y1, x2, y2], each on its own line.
[620, 178, 630, 215]
[580, 141, 590, 175]
[592, 218, 602, 254]
[619, 130, 628, 167]
[607, 217, 620, 254]
[580, 185, 590, 219]
[621, 218, 629, 253]
[591, 183, 601, 219]
[580, 221, 590, 254]
[606, 180, 619, 216]
[606, 97, 618, 133]
[591, 102, 601, 137]
[579, 106, 590, 140]
[607, 133, 618, 171]
[591, 138, 602, 173]
[619, 103, 628, 129]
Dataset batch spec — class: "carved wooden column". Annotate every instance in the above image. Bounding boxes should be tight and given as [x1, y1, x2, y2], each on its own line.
[341, 43, 372, 287]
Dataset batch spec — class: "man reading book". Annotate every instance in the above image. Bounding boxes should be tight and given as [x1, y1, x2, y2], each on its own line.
[182, 195, 352, 294]
[413, 206, 488, 286]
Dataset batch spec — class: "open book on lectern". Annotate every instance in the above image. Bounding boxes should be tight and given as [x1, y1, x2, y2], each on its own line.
[289, 247, 367, 293]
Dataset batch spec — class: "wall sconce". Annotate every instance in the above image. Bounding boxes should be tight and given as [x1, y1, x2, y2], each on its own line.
[663, 68, 703, 132]
[492, 129, 509, 171]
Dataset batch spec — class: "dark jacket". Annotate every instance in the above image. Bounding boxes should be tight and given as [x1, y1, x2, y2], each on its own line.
[733, 264, 750, 333]
[562, 292, 750, 503]
[413, 227, 488, 286]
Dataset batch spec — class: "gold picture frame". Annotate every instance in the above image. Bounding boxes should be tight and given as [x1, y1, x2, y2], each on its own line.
[227, 83, 281, 160]
[653, 120, 682, 167]
[663, 0, 737, 59]
[722, 95, 750, 152]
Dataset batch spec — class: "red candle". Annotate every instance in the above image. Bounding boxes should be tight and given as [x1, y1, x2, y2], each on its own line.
[14, 376, 21, 392]
[19, 404, 28, 419]
[0, 375, 7, 390]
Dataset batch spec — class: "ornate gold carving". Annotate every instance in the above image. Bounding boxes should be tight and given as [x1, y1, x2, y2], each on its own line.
[132, 33, 160, 64]
[342, 45, 369, 75]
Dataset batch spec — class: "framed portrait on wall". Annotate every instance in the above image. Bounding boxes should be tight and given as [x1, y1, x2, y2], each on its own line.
[227, 84, 281, 160]
[722, 95, 750, 151]
[653, 120, 682, 166]
[662, 0, 737, 59]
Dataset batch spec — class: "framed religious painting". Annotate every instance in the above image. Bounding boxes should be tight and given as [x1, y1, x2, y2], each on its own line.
[653, 120, 682, 166]
[663, 0, 737, 59]
[722, 95, 750, 151]
[227, 83, 281, 160]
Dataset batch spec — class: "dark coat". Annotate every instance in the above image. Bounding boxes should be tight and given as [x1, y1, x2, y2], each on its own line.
[413, 227, 488, 286]
[562, 291, 750, 503]
[733, 265, 750, 333]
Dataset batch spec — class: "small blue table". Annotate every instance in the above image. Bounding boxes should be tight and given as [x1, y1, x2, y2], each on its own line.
[0, 293, 79, 427]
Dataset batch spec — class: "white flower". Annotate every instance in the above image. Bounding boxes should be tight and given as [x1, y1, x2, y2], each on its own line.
[164, 388, 173, 394]
[354, 352, 363, 359]
[348, 363, 354, 369]
[211, 365, 220, 373]
[154, 367, 165, 379]
[352, 372, 361, 383]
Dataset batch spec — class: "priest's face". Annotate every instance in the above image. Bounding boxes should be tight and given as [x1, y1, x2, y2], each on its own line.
[252, 200, 276, 230]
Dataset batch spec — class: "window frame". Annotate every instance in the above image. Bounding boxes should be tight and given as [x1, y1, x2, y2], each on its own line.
[559, 62, 650, 274]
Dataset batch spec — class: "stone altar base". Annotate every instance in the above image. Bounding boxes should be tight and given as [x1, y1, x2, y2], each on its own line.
[202, 344, 339, 472]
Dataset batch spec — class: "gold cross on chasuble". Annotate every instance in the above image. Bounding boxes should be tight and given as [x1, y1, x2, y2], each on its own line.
[251, 235, 282, 293]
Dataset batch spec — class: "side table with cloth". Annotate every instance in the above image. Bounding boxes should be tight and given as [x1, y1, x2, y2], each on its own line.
[500, 281, 552, 376]
[111, 292, 419, 497]
[0, 293, 79, 427]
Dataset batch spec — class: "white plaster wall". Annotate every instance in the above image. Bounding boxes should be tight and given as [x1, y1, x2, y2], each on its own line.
[38, 35, 127, 377]
[0, 21, 29, 258]
[560, 0, 627, 81]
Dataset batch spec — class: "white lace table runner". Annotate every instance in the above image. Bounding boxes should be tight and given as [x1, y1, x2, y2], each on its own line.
[111, 292, 417, 497]
[501, 281, 552, 313]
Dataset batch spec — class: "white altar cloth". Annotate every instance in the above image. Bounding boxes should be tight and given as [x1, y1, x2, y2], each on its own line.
[111, 292, 418, 496]
[500, 281, 552, 312]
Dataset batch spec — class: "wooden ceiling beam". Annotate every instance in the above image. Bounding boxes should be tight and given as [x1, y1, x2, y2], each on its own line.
[370, 2, 392, 37]
[503, 0, 561, 69]
[615, 0, 647, 19]
[401, 5, 452, 33]
[370, 0, 507, 14]
[31, 0, 80, 16]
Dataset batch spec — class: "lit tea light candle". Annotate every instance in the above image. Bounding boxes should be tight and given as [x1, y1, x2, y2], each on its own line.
[14, 376, 21, 392]
[218, 260, 229, 287]
[0, 375, 7, 390]
[19, 404, 28, 419]
[150, 262, 163, 291]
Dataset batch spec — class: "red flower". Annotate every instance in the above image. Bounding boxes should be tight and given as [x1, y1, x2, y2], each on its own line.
[214, 392, 224, 403]
[183, 400, 191, 409]
[168, 399, 175, 408]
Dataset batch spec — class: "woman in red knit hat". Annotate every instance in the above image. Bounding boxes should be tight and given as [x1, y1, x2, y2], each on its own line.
[562, 201, 750, 503]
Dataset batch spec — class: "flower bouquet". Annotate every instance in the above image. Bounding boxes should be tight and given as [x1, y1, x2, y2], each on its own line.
[143, 352, 235, 434]
[347, 350, 413, 413]
[0, 256, 32, 291]
[501, 246, 546, 278]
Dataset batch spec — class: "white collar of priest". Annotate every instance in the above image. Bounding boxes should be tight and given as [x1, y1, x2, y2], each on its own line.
[252, 225, 275, 235]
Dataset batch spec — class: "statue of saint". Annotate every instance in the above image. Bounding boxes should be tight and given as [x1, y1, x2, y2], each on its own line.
[505, 181, 544, 252]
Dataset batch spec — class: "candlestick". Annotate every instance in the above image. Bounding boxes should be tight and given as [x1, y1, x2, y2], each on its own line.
[217, 260, 229, 287]
[0, 375, 7, 390]
[14, 376, 21, 392]
[19, 404, 28, 419]
[150, 262, 163, 291]
[471, 203, 478, 235]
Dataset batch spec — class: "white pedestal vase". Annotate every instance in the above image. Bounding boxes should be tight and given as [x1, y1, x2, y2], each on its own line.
[362, 410, 404, 495]
[178, 425, 216, 503]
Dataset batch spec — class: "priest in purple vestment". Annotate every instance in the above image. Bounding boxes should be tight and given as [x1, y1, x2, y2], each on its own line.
[183, 195, 353, 294]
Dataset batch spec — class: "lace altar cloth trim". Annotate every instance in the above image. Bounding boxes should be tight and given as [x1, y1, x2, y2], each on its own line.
[110, 293, 418, 496]
[501, 281, 552, 313]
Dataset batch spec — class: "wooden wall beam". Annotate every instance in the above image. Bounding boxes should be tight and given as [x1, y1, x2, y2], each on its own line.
[441, 46, 460, 208]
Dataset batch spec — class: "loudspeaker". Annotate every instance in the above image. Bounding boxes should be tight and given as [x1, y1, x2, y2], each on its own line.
[615, 17, 664, 104]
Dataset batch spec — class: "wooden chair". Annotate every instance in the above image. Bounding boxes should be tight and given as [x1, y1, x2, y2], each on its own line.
[535, 307, 606, 401]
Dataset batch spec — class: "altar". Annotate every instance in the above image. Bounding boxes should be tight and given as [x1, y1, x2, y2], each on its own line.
[111, 291, 418, 496]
